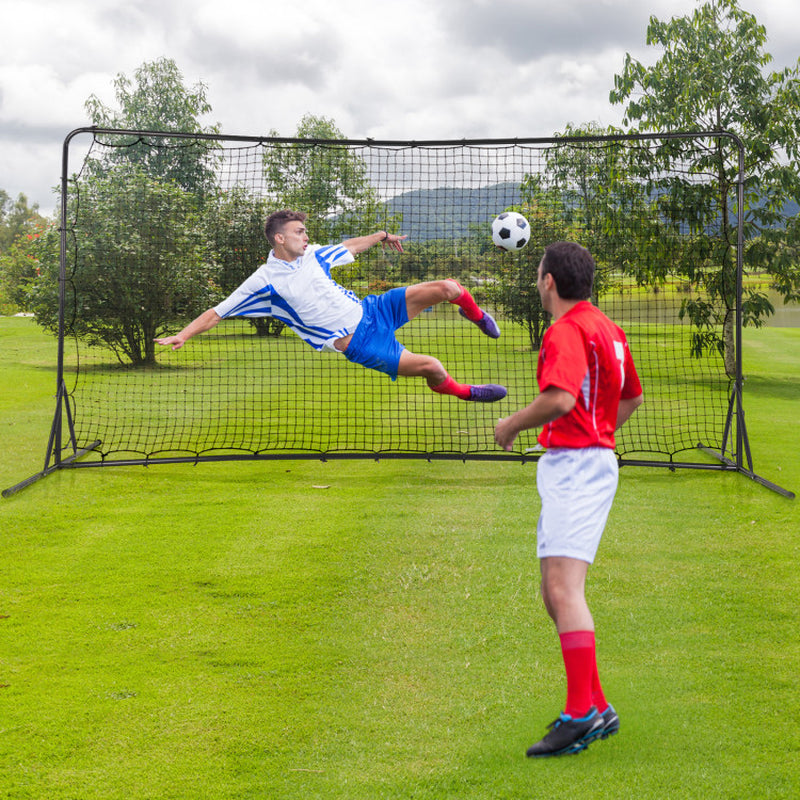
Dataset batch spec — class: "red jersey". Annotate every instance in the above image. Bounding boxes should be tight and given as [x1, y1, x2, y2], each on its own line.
[537, 301, 642, 450]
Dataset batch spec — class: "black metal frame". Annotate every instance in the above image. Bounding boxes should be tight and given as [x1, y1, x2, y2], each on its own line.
[3, 126, 794, 498]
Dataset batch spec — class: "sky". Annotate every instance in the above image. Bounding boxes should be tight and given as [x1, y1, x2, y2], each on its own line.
[1, 0, 798, 215]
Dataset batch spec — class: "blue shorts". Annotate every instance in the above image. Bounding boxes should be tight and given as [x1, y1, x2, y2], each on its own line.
[344, 287, 409, 380]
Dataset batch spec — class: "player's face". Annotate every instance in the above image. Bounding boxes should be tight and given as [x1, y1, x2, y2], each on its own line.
[536, 259, 552, 312]
[276, 221, 309, 259]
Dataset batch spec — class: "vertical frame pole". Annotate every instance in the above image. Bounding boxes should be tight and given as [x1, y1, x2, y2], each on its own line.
[733, 136, 752, 473]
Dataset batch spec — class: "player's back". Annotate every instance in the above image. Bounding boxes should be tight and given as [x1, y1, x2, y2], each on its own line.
[538, 301, 637, 449]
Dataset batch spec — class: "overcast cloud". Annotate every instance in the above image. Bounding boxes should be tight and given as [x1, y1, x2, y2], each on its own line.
[1, 0, 797, 213]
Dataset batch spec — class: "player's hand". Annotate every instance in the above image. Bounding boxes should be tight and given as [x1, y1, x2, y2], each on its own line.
[382, 233, 406, 253]
[154, 336, 185, 351]
[494, 417, 518, 451]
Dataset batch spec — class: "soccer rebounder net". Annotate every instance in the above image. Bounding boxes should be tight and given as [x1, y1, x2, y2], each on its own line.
[4, 127, 793, 497]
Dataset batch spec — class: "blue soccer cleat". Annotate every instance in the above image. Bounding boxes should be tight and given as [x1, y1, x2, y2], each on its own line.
[467, 384, 507, 402]
[459, 308, 501, 339]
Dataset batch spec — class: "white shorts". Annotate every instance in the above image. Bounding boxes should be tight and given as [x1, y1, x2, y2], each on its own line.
[535, 447, 619, 564]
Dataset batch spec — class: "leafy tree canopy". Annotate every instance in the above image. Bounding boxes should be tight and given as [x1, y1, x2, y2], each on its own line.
[85, 56, 218, 136]
[84, 57, 221, 196]
[0, 190, 43, 253]
[28, 165, 219, 366]
[26, 59, 225, 363]
[263, 113, 390, 246]
[0, 191, 48, 312]
[609, 0, 800, 374]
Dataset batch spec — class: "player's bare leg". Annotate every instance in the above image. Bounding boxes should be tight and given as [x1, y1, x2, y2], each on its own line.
[540, 557, 593, 633]
[397, 350, 506, 402]
[524, 556, 613, 757]
[405, 280, 501, 338]
[404, 280, 460, 319]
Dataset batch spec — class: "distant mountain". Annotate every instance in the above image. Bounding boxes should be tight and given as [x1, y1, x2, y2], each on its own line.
[381, 184, 799, 242]
[385, 182, 521, 241]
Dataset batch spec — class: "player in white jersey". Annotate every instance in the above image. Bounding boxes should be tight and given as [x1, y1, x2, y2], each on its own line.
[155, 210, 506, 402]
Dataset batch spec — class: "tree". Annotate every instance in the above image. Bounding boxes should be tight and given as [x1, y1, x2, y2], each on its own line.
[85, 57, 220, 197]
[609, 0, 800, 375]
[488, 175, 582, 350]
[25, 59, 226, 364]
[544, 123, 674, 293]
[0, 219, 51, 313]
[204, 186, 284, 337]
[28, 165, 218, 366]
[0, 191, 44, 251]
[262, 114, 390, 245]
[0, 191, 47, 311]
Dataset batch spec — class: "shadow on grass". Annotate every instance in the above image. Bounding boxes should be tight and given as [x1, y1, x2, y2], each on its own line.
[743, 375, 800, 402]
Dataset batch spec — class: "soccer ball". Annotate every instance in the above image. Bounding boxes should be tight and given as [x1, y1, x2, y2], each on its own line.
[491, 211, 530, 251]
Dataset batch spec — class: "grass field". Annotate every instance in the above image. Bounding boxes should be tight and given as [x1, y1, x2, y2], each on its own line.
[37, 289, 732, 465]
[1, 316, 798, 799]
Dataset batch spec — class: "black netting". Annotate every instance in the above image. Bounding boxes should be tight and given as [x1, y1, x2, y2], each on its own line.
[56, 130, 736, 466]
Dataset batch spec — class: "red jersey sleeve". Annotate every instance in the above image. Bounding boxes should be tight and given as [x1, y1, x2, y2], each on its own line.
[621, 342, 642, 400]
[536, 323, 588, 396]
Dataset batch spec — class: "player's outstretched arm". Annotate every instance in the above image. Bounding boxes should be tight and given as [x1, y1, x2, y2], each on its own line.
[154, 308, 222, 351]
[342, 231, 406, 255]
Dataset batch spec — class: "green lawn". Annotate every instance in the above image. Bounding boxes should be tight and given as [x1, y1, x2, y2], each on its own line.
[1, 317, 798, 799]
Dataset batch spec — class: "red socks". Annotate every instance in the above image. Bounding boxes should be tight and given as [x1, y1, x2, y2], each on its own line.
[560, 630, 598, 718]
[430, 375, 471, 400]
[450, 283, 484, 322]
[592, 654, 608, 714]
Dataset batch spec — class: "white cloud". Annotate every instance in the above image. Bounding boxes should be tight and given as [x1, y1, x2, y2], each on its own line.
[0, 0, 796, 214]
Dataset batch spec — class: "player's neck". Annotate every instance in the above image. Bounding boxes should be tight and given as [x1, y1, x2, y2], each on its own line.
[549, 297, 585, 321]
[272, 243, 305, 262]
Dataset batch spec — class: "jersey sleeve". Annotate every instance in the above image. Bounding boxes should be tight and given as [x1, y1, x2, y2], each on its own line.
[537, 323, 588, 397]
[213, 268, 274, 319]
[313, 243, 355, 277]
[620, 341, 643, 399]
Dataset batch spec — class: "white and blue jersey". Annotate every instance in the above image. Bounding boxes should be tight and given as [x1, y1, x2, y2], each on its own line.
[213, 244, 362, 352]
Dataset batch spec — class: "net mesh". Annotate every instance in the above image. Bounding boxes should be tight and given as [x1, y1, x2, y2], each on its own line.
[55, 130, 736, 465]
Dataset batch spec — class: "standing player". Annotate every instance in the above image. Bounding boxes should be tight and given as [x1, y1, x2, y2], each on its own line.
[156, 209, 506, 402]
[495, 241, 643, 757]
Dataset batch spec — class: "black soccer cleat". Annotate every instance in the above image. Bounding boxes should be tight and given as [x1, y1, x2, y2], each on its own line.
[525, 707, 604, 758]
[598, 704, 620, 739]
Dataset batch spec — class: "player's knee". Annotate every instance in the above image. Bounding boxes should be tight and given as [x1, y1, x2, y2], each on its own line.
[442, 279, 462, 301]
[398, 352, 446, 382]
[422, 356, 447, 383]
[541, 579, 572, 614]
[423, 279, 460, 303]
[416, 356, 446, 383]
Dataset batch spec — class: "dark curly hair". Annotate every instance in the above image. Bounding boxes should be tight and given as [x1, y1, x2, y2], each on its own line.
[264, 209, 307, 246]
[541, 241, 595, 300]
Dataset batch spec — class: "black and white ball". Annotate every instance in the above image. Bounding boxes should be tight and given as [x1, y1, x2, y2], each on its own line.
[491, 211, 530, 251]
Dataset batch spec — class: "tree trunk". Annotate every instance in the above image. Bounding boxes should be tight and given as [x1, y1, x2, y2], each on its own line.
[723, 307, 736, 379]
